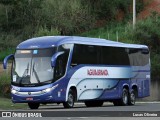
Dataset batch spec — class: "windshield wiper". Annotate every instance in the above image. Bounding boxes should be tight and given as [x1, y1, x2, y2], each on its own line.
[19, 63, 30, 85]
[32, 63, 40, 83]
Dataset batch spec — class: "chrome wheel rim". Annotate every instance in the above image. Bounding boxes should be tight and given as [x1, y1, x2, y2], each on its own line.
[130, 92, 135, 104]
[68, 94, 74, 107]
[123, 92, 128, 104]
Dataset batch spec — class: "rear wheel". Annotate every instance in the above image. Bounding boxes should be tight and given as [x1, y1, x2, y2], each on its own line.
[63, 90, 75, 108]
[113, 88, 129, 106]
[120, 88, 129, 105]
[128, 89, 136, 105]
[85, 101, 104, 107]
[28, 103, 40, 109]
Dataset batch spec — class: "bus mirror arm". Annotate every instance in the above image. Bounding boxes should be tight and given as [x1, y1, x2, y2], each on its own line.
[3, 54, 14, 69]
[51, 52, 64, 67]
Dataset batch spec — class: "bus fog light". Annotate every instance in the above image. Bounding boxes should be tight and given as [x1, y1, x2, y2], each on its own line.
[49, 96, 52, 98]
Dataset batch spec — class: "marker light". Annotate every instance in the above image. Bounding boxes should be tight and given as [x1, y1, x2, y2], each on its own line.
[20, 50, 31, 54]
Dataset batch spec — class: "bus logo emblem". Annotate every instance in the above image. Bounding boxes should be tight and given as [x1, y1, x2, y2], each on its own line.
[28, 92, 31, 95]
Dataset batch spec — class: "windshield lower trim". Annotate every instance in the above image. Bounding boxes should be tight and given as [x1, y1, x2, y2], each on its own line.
[11, 80, 53, 87]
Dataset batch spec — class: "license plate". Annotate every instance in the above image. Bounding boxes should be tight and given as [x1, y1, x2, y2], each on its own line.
[26, 98, 33, 101]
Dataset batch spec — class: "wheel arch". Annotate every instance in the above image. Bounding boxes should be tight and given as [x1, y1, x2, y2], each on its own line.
[131, 85, 138, 97]
[66, 85, 77, 101]
[123, 84, 129, 91]
[70, 86, 77, 101]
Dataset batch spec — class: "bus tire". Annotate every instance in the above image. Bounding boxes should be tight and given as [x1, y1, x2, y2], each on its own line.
[63, 89, 74, 108]
[119, 88, 129, 106]
[85, 101, 92, 107]
[28, 103, 40, 109]
[96, 101, 104, 107]
[128, 89, 136, 105]
[113, 101, 120, 106]
[85, 101, 104, 107]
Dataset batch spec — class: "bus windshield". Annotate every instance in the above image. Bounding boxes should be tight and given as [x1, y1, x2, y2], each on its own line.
[12, 48, 56, 86]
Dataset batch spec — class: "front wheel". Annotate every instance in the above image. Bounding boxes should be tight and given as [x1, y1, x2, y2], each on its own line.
[28, 103, 40, 109]
[128, 89, 136, 105]
[63, 90, 75, 108]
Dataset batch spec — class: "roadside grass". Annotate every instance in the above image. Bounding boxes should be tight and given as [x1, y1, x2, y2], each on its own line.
[0, 97, 28, 110]
[0, 72, 10, 84]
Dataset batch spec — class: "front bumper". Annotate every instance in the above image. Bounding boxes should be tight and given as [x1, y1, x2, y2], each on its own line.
[11, 92, 55, 103]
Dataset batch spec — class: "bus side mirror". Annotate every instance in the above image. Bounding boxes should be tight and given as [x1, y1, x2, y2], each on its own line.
[3, 54, 14, 69]
[51, 52, 64, 67]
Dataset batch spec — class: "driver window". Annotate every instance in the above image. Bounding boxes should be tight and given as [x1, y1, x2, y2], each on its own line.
[54, 44, 71, 80]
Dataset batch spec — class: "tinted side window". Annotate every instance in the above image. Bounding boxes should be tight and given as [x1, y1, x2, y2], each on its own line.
[101, 46, 130, 65]
[71, 44, 99, 66]
[128, 48, 149, 66]
[141, 49, 150, 66]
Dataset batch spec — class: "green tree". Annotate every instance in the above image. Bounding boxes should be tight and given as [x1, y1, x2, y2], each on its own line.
[81, 0, 132, 20]
[41, 0, 95, 35]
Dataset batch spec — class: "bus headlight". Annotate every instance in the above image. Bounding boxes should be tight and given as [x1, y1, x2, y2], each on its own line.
[11, 89, 18, 94]
[42, 88, 52, 93]
[41, 84, 58, 93]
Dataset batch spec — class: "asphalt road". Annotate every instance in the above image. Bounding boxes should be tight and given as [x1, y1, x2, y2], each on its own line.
[1, 102, 160, 120]
[38, 102, 160, 111]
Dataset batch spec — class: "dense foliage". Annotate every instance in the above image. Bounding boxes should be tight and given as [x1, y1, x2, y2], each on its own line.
[0, 0, 144, 51]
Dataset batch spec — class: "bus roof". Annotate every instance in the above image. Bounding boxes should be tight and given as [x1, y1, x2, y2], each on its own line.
[17, 36, 148, 49]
